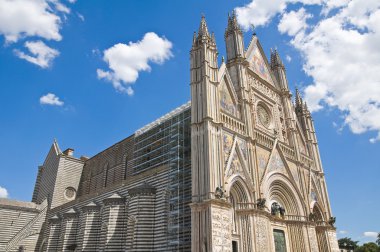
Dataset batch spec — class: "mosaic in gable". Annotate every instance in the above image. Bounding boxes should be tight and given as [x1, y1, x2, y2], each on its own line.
[268, 149, 285, 172]
[223, 132, 234, 163]
[247, 41, 274, 86]
[220, 81, 240, 118]
[226, 150, 243, 177]
[237, 138, 248, 160]
[298, 134, 307, 155]
[310, 191, 318, 202]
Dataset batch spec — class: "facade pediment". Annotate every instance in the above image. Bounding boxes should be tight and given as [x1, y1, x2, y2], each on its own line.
[245, 37, 277, 87]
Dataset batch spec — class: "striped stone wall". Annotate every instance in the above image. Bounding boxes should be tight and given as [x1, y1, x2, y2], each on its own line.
[0, 199, 47, 252]
[43, 163, 174, 251]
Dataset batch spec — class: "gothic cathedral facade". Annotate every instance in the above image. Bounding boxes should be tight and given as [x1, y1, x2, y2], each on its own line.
[190, 15, 339, 252]
[0, 14, 339, 252]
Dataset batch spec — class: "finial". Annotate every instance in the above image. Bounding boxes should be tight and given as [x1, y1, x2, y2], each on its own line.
[222, 56, 225, 63]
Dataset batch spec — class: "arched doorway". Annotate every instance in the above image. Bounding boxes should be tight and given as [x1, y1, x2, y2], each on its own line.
[229, 179, 252, 252]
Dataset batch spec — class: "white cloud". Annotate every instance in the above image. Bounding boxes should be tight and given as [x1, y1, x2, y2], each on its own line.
[235, 0, 322, 30]
[40, 93, 64, 106]
[363, 232, 378, 238]
[0, 186, 8, 198]
[235, 0, 288, 29]
[14, 41, 59, 68]
[236, 0, 380, 142]
[278, 8, 312, 36]
[339, 230, 348, 234]
[369, 133, 380, 143]
[286, 55, 292, 62]
[97, 32, 173, 94]
[77, 13, 85, 21]
[0, 0, 64, 43]
[49, 0, 70, 14]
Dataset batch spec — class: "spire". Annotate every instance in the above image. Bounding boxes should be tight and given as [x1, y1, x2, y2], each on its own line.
[198, 15, 210, 38]
[225, 11, 244, 62]
[270, 48, 284, 69]
[193, 15, 215, 47]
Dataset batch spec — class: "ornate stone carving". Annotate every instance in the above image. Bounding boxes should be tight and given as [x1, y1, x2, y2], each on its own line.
[248, 76, 280, 103]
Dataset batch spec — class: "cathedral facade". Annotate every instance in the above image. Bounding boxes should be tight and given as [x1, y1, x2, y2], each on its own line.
[0, 15, 339, 252]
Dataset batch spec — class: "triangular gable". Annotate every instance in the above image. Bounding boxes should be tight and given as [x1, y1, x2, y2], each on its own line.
[42, 140, 62, 167]
[246, 37, 276, 86]
[296, 124, 309, 155]
[260, 139, 298, 185]
[225, 141, 255, 188]
[219, 67, 240, 118]
[310, 174, 324, 205]
[223, 131, 235, 163]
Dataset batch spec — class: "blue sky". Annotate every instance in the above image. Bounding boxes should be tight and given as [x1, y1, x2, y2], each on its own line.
[0, 0, 379, 244]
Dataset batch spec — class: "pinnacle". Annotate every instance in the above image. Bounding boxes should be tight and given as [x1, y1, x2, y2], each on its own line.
[226, 11, 241, 33]
[295, 88, 303, 108]
[198, 15, 210, 38]
[270, 48, 283, 68]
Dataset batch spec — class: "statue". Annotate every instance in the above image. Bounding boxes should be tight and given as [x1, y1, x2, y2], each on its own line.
[215, 186, 225, 199]
[271, 202, 285, 218]
[256, 198, 266, 210]
[309, 212, 316, 222]
[328, 216, 336, 227]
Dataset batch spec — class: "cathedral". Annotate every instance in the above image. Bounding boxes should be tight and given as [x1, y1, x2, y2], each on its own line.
[0, 14, 339, 252]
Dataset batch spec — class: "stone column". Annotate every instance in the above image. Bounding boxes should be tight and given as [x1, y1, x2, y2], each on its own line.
[127, 183, 156, 251]
[99, 193, 126, 251]
[61, 208, 79, 252]
[80, 201, 101, 251]
[46, 214, 61, 252]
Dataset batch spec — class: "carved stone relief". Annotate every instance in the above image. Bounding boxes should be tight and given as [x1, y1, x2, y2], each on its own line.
[255, 217, 269, 251]
[308, 227, 319, 252]
[211, 207, 232, 252]
[328, 231, 340, 252]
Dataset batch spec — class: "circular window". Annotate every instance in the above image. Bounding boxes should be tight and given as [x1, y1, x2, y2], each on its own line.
[64, 187, 76, 200]
[257, 104, 271, 128]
